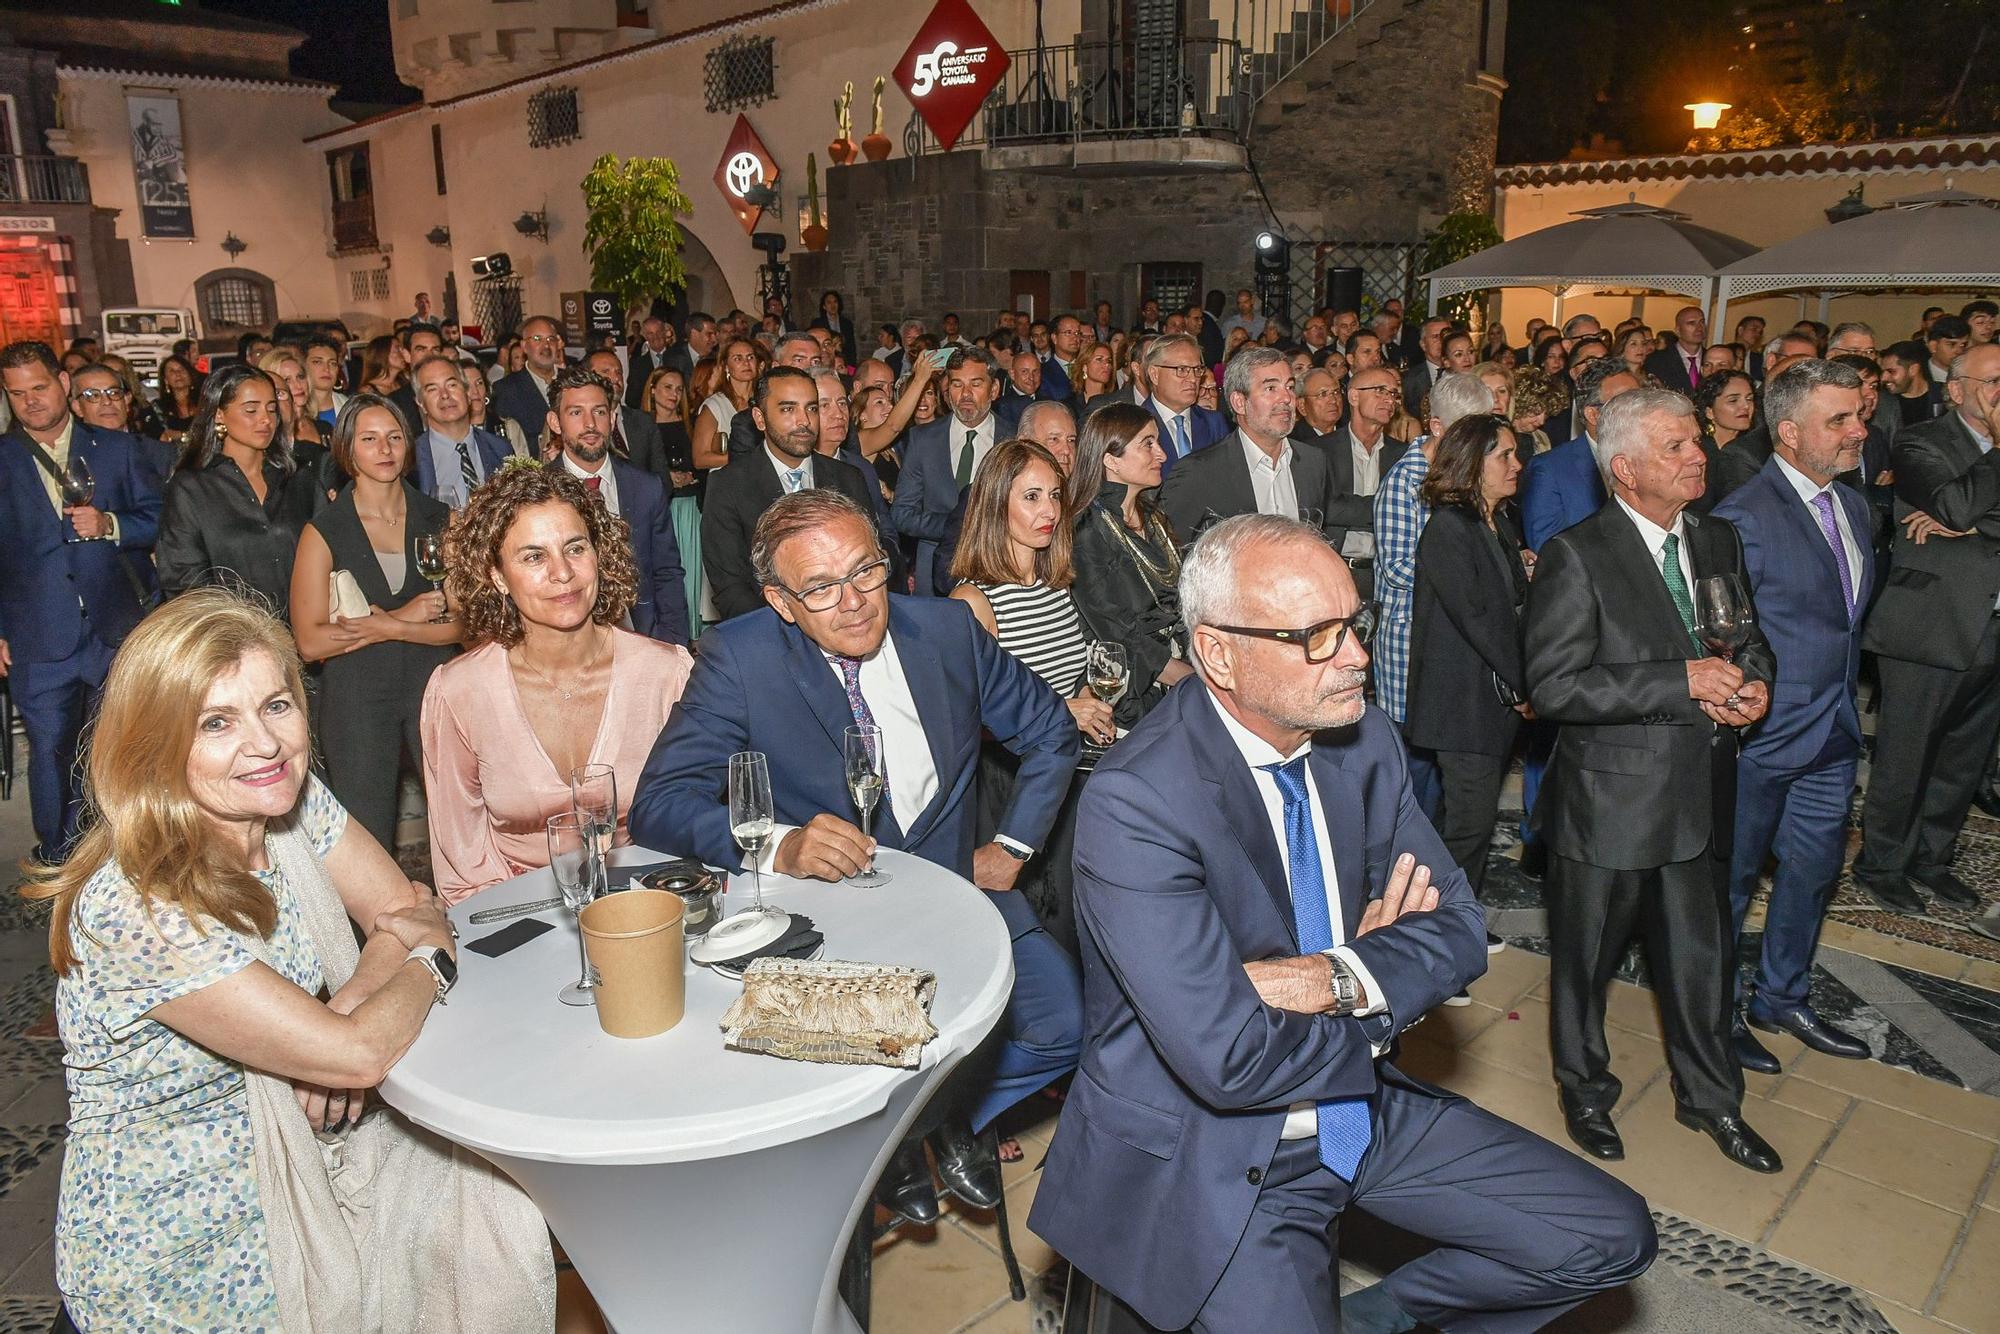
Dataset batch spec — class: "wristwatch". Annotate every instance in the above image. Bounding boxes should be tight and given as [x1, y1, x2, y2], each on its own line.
[996, 842, 1032, 862]
[1326, 954, 1359, 1017]
[407, 945, 458, 1004]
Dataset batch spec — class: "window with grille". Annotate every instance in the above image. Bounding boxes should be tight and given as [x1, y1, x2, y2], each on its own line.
[349, 269, 372, 302]
[527, 87, 581, 148]
[202, 278, 267, 329]
[704, 36, 775, 114]
[349, 268, 391, 302]
[1142, 262, 1203, 315]
[371, 269, 391, 301]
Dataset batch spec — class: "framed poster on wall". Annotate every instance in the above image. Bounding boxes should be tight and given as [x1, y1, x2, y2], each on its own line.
[126, 91, 193, 239]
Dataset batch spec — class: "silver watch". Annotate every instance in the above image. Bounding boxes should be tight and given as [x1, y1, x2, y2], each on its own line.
[1326, 954, 1359, 1016]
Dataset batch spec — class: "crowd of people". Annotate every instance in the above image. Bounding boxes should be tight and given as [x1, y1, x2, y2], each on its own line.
[5, 283, 2000, 1331]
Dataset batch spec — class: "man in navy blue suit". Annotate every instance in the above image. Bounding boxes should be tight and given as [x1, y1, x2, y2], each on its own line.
[0, 341, 163, 858]
[631, 490, 1081, 1224]
[1142, 333, 1230, 472]
[490, 314, 569, 450]
[541, 365, 688, 644]
[1519, 360, 1639, 552]
[409, 354, 515, 504]
[891, 346, 1021, 595]
[1030, 515, 1652, 1334]
[1713, 360, 1875, 1073]
[1040, 314, 1083, 406]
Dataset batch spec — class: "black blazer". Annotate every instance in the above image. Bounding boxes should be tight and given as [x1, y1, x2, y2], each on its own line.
[156, 454, 314, 620]
[617, 406, 667, 479]
[1312, 426, 1409, 541]
[1070, 494, 1183, 718]
[699, 449, 881, 622]
[1642, 345, 1700, 396]
[809, 313, 858, 369]
[1523, 502, 1774, 869]
[1863, 410, 2000, 671]
[1703, 423, 1771, 508]
[1155, 430, 1340, 548]
[1404, 504, 1529, 757]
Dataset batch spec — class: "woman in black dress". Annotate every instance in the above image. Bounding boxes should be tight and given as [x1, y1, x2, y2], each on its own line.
[643, 365, 704, 635]
[155, 353, 203, 447]
[155, 364, 312, 618]
[288, 394, 462, 848]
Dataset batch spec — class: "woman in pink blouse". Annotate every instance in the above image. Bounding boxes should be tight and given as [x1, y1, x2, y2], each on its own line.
[421, 464, 692, 901]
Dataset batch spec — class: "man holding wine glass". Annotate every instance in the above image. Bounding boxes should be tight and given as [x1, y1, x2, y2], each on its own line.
[1524, 387, 1782, 1174]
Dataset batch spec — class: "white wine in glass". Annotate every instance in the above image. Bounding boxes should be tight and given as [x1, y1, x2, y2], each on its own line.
[844, 724, 892, 887]
[727, 751, 787, 926]
[413, 532, 449, 622]
[1088, 642, 1129, 707]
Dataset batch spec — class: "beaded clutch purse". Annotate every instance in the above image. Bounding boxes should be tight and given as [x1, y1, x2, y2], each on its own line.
[719, 958, 938, 1068]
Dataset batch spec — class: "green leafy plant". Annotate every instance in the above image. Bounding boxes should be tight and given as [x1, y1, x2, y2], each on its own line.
[1419, 211, 1503, 325]
[581, 154, 692, 311]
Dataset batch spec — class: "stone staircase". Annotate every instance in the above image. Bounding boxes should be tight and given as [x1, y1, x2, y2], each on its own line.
[1238, 0, 1414, 132]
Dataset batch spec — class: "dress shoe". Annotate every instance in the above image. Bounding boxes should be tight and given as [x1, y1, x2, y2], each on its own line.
[1517, 842, 1547, 883]
[1912, 869, 1983, 910]
[1749, 1004, 1868, 1060]
[927, 1121, 1002, 1210]
[1486, 931, 1507, 955]
[1675, 1108, 1782, 1173]
[1442, 990, 1473, 1007]
[1560, 1100, 1624, 1160]
[874, 1139, 939, 1227]
[1973, 787, 2000, 819]
[1340, 1281, 1419, 1334]
[1731, 1021, 1781, 1075]
[1857, 874, 1928, 917]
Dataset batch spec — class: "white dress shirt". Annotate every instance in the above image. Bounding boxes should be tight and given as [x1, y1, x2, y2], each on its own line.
[952, 413, 1000, 484]
[1206, 690, 1389, 1140]
[1239, 431, 1300, 519]
[425, 427, 485, 503]
[562, 452, 620, 516]
[1614, 495, 1695, 592]
[765, 445, 814, 493]
[1772, 454, 1863, 597]
[1349, 431, 1384, 499]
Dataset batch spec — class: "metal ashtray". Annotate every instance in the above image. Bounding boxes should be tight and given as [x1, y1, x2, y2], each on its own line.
[635, 865, 726, 941]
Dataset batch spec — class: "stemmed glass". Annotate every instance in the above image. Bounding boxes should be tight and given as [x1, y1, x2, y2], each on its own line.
[547, 812, 598, 1006]
[1087, 641, 1129, 710]
[727, 751, 788, 926]
[843, 725, 892, 887]
[1693, 574, 1754, 662]
[413, 532, 449, 621]
[570, 763, 617, 899]
[60, 457, 94, 542]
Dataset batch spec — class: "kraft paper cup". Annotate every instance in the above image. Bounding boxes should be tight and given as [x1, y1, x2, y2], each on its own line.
[579, 889, 686, 1038]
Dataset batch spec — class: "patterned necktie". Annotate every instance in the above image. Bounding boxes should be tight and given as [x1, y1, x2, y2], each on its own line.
[784, 467, 808, 494]
[1172, 413, 1192, 461]
[582, 475, 602, 495]
[955, 428, 978, 488]
[1810, 491, 1856, 618]
[837, 656, 891, 805]
[455, 440, 478, 493]
[1260, 757, 1372, 1179]
[1659, 532, 1700, 647]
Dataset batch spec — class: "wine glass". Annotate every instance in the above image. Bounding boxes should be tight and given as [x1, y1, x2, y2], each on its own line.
[60, 457, 94, 542]
[570, 763, 618, 898]
[1087, 641, 1129, 709]
[547, 812, 597, 1006]
[1693, 574, 1754, 662]
[843, 725, 892, 887]
[413, 532, 449, 622]
[727, 751, 787, 926]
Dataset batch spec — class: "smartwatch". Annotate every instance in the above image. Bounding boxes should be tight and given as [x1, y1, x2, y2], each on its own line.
[407, 945, 458, 1004]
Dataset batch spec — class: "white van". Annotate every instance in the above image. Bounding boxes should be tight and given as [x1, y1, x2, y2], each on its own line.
[101, 307, 199, 388]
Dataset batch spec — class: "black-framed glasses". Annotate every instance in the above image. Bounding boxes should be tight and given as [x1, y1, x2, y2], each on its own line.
[1152, 363, 1206, 377]
[1209, 606, 1376, 662]
[73, 387, 128, 403]
[779, 558, 892, 612]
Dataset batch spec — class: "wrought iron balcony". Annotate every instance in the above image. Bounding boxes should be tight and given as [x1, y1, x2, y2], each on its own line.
[332, 196, 379, 254]
[0, 155, 91, 205]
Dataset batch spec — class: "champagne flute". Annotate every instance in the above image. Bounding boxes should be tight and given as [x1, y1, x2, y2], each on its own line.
[60, 457, 94, 542]
[547, 812, 597, 1006]
[727, 751, 787, 926]
[843, 725, 892, 887]
[414, 532, 449, 622]
[1693, 574, 1754, 662]
[570, 763, 618, 897]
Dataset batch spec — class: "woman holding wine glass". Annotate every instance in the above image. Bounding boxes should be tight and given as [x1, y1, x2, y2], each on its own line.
[420, 464, 691, 902]
[289, 395, 461, 850]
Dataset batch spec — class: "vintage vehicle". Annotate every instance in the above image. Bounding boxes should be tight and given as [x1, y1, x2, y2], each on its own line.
[100, 307, 199, 387]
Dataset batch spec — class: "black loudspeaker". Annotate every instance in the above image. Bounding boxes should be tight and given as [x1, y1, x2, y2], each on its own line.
[1323, 266, 1364, 316]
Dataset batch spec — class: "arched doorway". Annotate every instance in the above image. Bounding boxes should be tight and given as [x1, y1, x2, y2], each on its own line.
[193, 267, 277, 339]
[676, 226, 734, 319]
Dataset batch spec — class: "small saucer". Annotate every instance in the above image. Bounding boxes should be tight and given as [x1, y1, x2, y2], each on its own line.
[690, 910, 792, 965]
[711, 942, 825, 980]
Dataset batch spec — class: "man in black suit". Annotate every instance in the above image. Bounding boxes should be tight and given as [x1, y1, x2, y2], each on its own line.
[1399, 317, 1451, 415]
[1525, 387, 1783, 1174]
[1854, 342, 2000, 914]
[627, 317, 678, 406]
[491, 314, 568, 449]
[1290, 365, 1342, 446]
[667, 312, 717, 384]
[1001, 351, 1041, 416]
[388, 323, 444, 431]
[1642, 306, 1708, 397]
[1305, 365, 1408, 601]
[1158, 347, 1339, 548]
[700, 366, 879, 622]
[725, 331, 824, 458]
[583, 348, 666, 478]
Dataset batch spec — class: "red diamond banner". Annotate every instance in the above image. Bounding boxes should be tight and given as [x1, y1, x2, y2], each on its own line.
[893, 0, 1009, 153]
[713, 114, 778, 234]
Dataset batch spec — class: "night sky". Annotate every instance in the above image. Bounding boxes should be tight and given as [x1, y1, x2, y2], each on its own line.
[200, 0, 419, 108]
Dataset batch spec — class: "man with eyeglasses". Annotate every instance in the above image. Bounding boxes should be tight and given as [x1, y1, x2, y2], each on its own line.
[491, 314, 572, 449]
[1032, 512, 1654, 1334]
[68, 364, 173, 479]
[1141, 333, 1229, 472]
[1305, 366, 1409, 602]
[633, 488, 1082, 1230]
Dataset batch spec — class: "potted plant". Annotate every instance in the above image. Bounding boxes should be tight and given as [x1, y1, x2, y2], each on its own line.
[802, 154, 828, 252]
[828, 82, 858, 165]
[862, 77, 893, 162]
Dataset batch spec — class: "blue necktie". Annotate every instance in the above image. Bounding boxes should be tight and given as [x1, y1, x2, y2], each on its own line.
[784, 467, 807, 494]
[1172, 413, 1192, 460]
[1261, 757, 1373, 1179]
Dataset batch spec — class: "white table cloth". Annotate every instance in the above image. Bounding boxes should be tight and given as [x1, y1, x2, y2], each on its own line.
[379, 846, 1015, 1333]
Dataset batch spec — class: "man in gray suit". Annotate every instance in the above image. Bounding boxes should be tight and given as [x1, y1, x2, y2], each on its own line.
[1158, 348, 1340, 547]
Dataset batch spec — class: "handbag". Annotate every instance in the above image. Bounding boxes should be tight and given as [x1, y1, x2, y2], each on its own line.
[328, 569, 370, 621]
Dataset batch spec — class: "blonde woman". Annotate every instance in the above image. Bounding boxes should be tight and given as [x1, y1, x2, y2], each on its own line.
[690, 335, 765, 470]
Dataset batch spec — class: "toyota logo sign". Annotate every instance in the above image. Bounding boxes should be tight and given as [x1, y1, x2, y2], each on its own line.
[712, 115, 779, 234]
[724, 152, 763, 197]
[895, 0, 1008, 152]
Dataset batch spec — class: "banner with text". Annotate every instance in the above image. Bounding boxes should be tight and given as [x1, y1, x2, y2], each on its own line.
[126, 92, 193, 239]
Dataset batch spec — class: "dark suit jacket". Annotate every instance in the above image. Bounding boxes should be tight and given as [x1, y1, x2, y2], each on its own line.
[1863, 410, 2000, 671]
[808, 313, 859, 369]
[1704, 424, 1771, 508]
[491, 368, 554, 448]
[699, 448, 879, 621]
[626, 344, 677, 406]
[1039, 355, 1073, 404]
[1401, 359, 1442, 415]
[411, 425, 512, 501]
[1713, 460, 1871, 769]
[1405, 504, 1529, 757]
[1524, 503, 1774, 868]
[1028, 682, 1485, 1331]
[1082, 385, 1140, 420]
[1144, 400, 1230, 472]
[0, 422, 161, 660]
[617, 405, 667, 478]
[593, 456, 688, 645]
[630, 595, 1078, 878]
[1155, 430, 1340, 548]
[889, 406, 1023, 596]
[1643, 345, 1702, 397]
[1312, 425, 1410, 547]
[1520, 435, 1605, 552]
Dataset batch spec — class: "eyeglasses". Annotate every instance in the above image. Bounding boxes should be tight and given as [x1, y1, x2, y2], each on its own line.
[1152, 363, 1206, 377]
[1352, 384, 1400, 396]
[1209, 606, 1376, 662]
[73, 387, 128, 403]
[779, 558, 892, 612]
[1961, 374, 2000, 390]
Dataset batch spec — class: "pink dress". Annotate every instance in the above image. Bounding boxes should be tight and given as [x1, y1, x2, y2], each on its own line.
[420, 631, 693, 902]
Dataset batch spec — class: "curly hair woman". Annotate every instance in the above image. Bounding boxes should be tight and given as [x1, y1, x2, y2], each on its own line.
[419, 463, 691, 901]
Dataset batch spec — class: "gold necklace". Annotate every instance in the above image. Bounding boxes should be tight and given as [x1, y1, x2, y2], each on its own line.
[516, 633, 606, 703]
[1100, 506, 1180, 586]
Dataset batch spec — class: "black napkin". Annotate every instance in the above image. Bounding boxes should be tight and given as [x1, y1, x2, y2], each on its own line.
[710, 912, 822, 971]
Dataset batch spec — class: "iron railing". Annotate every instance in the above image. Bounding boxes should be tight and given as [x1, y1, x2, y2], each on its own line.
[0, 155, 91, 205]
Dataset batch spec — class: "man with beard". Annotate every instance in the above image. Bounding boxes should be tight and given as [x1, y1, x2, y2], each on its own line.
[701, 365, 878, 620]
[1031, 514, 1655, 1334]
[542, 365, 688, 644]
[893, 347, 1022, 594]
[1159, 347, 1339, 546]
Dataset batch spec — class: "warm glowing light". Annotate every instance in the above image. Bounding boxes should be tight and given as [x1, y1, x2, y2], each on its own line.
[1685, 101, 1732, 130]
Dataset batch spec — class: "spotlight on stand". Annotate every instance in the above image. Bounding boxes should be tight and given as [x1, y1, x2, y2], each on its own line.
[751, 231, 790, 310]
[1253, 230, 1292, 320]
[470, 252, 513, 279]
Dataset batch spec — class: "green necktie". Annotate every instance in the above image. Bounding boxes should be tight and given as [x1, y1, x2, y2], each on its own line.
[1659, 532, 1699, 646]
[954, 428, 977, 489]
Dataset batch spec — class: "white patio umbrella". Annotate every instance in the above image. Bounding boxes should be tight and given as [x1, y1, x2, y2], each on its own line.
[1423, 201, 1759, 322]
[1713, 186, 2000, 331]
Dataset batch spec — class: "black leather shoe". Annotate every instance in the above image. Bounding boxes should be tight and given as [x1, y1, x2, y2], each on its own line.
[927, 1121, 1002, 1210]
[1517, 842, 1547, 883]
[1731, 1021, 1782, 1075]
[1913, 869, 1983, 909]
[1857, 874, 1929, 916]
[1560, 1100, 1624, 1160]
[1750, 1004, 1868, 1060]
[873, 1139, 939, 1227]
[1973, 787, 2000, 819]
[1676, 1109, 1783, 1173]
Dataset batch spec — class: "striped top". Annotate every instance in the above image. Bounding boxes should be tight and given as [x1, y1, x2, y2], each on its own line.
[974, 581, 1091, 697]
